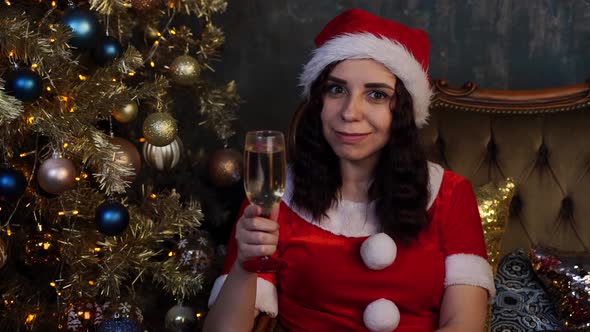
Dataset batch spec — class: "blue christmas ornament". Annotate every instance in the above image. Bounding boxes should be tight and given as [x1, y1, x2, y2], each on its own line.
[97, 318, 142, 332]
[93, 36, 123, 65]
[4, 68, 43, 102]
[61, 7, 101, 49]
[95, 200, 129, 236]
[0, 166, 26, 200]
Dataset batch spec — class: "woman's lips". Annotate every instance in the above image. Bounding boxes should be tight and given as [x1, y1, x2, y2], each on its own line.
[335, 131, 370, 143]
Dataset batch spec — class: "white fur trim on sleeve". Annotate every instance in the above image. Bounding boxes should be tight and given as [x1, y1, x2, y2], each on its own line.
[299, 33, 432, 128]
[207, 274, 279, 317]
[444, 254, 496, 301]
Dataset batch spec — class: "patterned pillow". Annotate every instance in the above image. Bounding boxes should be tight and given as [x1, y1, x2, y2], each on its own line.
[490, 249, 563, 332]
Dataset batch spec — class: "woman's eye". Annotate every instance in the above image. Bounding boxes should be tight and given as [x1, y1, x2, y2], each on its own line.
[326, 84, 345, 95]
[368, 90, 389, 100]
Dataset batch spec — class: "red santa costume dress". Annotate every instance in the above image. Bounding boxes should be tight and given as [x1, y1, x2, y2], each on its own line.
[208, 8, 495, 332]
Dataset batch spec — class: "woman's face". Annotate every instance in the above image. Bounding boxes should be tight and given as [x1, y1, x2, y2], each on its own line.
[320, 59, 396, 166]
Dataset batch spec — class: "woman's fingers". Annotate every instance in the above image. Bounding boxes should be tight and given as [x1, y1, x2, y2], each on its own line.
[237, 243, 278, 257]
[241, 216, 279, 233]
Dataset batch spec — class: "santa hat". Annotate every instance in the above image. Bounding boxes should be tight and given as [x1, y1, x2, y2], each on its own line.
[299, 9, 432, 127]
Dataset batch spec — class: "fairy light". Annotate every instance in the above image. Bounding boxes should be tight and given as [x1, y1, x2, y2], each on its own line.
[5, 0, 11, 5]
[150, 193, 157, 199]
[153, 40, 159, 46]
[31, 63, 38, 69]
[139, 137, 146, 142]
[94, 247, 101, 253]
[27, 116, 35, 124]
[49, 282, 56, 287]
[8, 50, 14, 57]
[59, 96, 68, 102]
[63, 143, 68, 149]
[88, 280, 95, 286]
[75, 177, 80, 181]
[170, 29, 176, 35]
[25, 313, 36, 324]
[46, 86, 52, 91]
[168, 1, 174, 8]
[51, 1, 56, 6]
[128, 72, 135, 77]
[196, 313, 202, 318]
[6, 228, 11, 236]
[168, 251, 175, 257]
[150, 61, 155, 68]
[78, 74, 87, 81]
[50, 38, 56, 42]
[112, 78, 117, 82]
[69, 107, 75, 112]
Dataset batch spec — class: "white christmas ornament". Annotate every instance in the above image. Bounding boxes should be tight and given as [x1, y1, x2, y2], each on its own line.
[363, 298, 400, 332]
[360, 232, 397, 270]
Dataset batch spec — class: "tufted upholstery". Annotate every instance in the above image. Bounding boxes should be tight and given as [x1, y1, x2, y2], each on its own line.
[420, 80, 590, 255]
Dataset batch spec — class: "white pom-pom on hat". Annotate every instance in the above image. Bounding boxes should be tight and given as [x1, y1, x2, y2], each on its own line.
[363, 298, 400, 332]
[360, 232, 397, 270]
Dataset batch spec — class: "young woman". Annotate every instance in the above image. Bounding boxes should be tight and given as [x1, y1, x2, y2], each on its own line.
[204, 8, 494, 332]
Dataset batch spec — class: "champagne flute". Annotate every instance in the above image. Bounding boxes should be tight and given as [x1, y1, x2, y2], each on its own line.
[242, 130, 287, 273]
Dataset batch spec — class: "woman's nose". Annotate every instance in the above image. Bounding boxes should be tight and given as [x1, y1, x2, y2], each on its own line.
[341, 94, 364, 121]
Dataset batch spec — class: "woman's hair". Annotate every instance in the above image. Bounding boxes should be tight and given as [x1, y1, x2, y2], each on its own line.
[289, 62, 430, 243]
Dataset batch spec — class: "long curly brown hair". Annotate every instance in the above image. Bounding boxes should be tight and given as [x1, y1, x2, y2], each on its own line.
[288, 62, 430, 243]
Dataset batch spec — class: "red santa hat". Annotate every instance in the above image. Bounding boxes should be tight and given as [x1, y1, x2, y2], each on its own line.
[299, 8, 432, 127]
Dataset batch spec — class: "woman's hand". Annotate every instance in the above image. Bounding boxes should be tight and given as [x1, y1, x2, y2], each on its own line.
[235, 204, 280, 266]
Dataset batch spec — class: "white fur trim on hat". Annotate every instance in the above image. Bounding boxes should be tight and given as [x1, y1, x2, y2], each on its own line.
[207, 274, 279, 317]
[299, 33, 432, 127]
[363, 298, 400, 332]
[360, 233, 397, 270]
[444, 253, 496, 302]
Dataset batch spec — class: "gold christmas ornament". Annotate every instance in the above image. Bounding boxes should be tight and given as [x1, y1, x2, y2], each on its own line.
[111, 137, 142, 182]
[112, 102, 139, 123]
[142, 137, 183, 171]
[23, 232, 61, 266]
[208, 148, 243, 187]
[130, 0, 160, 11]
[37, 153, 77, 195]
[0, 237, 7, 270]
[475, 178, 515, 273]
[142, 112, 178, 146]
[169, 55, 201, 86]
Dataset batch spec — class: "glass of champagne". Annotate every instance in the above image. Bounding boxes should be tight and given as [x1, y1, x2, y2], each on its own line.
[242, 130, 287, 273]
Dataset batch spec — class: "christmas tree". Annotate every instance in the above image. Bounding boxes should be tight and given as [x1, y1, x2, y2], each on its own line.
[0, 0, 243, 330]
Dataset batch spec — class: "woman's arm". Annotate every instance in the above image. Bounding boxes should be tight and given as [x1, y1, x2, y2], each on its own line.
[203, 205, 279, 332]
[203, 262, 258, 332]
[436, 285, 488, 332]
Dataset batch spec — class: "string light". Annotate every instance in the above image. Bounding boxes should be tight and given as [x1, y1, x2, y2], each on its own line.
[78, 74, 87, 81]
[27, 116, 35, 124]
[46, 86, 52, 91]
[128, 72, 135, 77]
[150, 61, 155, 68]
[139, 137, 146, 142]
[170, 29, 176, 35]
[63, 143, 68, 149]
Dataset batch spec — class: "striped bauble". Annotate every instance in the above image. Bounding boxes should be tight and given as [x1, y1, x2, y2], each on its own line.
[142, 137, 183, 171]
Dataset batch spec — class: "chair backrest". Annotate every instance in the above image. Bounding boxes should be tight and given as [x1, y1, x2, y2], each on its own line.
[421, 80, 590, 254]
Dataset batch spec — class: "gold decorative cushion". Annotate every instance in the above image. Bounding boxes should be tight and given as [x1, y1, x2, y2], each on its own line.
[475, 178, 516, 273]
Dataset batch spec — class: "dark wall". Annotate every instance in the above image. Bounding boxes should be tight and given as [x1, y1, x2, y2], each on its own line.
[215, 0, 590, 134]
